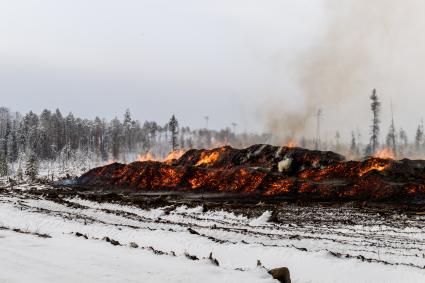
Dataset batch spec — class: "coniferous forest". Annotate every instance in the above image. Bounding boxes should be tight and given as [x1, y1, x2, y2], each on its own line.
[0, 107, 268, 176]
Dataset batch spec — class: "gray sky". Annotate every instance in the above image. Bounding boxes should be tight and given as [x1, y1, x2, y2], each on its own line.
[0, 0, 323, 131]
[2, 0, 425, 144]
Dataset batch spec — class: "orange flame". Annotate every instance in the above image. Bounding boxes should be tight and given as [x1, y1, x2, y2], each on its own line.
[359, 163, 389, 176]
[137, 150, 186, 163]
[137, 152, 157, 162]
[373, 148, 395, 160]
[196, 151, 221, 166]
[286, 141, 297, 148]
[358, 159, 390, 176]
[164, 150, 185, 161]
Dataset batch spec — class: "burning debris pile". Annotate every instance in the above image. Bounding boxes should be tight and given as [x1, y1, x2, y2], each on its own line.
[76, 145, 425, 203]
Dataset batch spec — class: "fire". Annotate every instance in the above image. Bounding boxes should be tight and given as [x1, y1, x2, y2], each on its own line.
[373, 148, 395, 160]
[358, 160, 390, 176]
[286, 141, 297, 148]
[81, 144, 425, 203]
[196, 151, 221, 166]
[137, 152, 157, 162]
[138, 150, 186, 163]
[164, 150, 186, 161]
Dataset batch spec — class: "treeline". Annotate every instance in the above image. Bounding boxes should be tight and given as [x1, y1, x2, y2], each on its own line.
[308, 89, 423, 159]
[2, 90, 422, 178]
[0, 107, 268, 177]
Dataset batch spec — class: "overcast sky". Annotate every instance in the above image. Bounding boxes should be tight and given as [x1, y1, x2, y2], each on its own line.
[2, 0, 425, 143]
[0, 0, 324, 131]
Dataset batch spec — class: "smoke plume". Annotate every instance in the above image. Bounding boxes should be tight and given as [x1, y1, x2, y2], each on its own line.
[264, 0, 425, 144]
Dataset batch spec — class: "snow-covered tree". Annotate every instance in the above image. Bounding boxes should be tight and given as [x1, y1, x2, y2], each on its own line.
[25, 153, 38, 181]
[110, 117, 123, 161]
[168, 115, 179, 151]
[415, 122, 424, 151]
[0, 153, 8, 176]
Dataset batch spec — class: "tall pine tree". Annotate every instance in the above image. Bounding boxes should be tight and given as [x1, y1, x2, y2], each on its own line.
[168, 115, 179, 152]
[369, 89, 381, 154]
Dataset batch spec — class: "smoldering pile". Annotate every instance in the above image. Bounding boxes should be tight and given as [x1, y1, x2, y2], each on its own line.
[73, 144, 425, 204]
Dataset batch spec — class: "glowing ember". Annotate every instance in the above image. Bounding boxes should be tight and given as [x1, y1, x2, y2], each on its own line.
[80, 144, 425, 203]
[373, 148, 395, 160]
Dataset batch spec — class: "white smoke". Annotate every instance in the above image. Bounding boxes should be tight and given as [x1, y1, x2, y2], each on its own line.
[263, 0, 425, 144]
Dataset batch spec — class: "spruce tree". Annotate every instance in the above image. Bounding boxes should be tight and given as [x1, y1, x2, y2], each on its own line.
[335, 131, 341, 152]
[386, 119, 396, 156]
[25, 153, 38, 181]
[399, 128, 408, 147]
[350, 131, 359, 156]
[123, 109, 133, 154]
[110, 117, 122, 161]
[16, 165, 23, 180]
[415, 123, 424, 151]
[168, 115, 179, 151]
[0, 153, 7, 176]
[369, 89, 381, 153]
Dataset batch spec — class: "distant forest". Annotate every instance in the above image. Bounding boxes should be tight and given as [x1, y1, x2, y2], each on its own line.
[0, 107, 268, 177]
[1, 90, 425, 178]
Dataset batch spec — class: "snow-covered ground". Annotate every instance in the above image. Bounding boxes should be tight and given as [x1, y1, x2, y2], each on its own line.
[1, 185, 425, 283]
[0, 229, 275, 283]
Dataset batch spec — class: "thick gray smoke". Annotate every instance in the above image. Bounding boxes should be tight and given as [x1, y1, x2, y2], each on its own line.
[264, 0, 425, 145]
